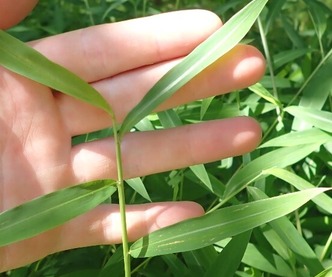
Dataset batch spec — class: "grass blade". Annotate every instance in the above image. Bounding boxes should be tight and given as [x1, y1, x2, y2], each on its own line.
[0, 30, 112, 114]
[222, 143, 321, 203]
[259, 128, 331, 148]
[204, 231, 251, 277]
[0, 180, 117, 247]
[264, 168, 332, 214]
[286, 106, 332, 133]
[119, 0, 268, 137]
[249, 187, 324, 275]
[130, 188, 330, 258]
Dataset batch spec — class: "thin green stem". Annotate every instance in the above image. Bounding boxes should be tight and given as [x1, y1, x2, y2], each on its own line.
[257, 17, 282, 126]
[111, 114, 131, 277]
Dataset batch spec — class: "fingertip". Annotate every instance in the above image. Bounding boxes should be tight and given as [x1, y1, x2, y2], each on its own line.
[232, 44, 266, 87]
[232, 117, 262, 152]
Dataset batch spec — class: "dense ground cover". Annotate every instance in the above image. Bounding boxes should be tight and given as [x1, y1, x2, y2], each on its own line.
[2, 0, 332, 276]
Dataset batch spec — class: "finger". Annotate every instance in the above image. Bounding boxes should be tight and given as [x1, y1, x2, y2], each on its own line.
[1, 201, 203, 271]
[29, 10, 222, 82]
[0, 0, 38, 29]
[69, 117, 261, 184]
[58, 44, 265, 136]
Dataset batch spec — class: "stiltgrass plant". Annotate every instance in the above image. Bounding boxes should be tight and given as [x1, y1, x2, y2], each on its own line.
[1, 0, 332, 276]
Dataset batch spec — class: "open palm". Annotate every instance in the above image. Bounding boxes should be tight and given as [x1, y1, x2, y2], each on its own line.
[0, 10, 265, 271]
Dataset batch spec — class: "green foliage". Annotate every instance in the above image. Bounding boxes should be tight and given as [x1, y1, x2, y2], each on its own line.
[1, 0, 332, 276]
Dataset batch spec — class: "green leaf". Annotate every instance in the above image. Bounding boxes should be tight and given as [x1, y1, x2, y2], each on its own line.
[125, 178, 151, 202]
[190, 164, 213, 192]
[130, 188, 330, 258]
[263, 168, 332, 214]
[204, 231, 251, 277]
[222, 143, 321, 203]
[292, 50, 332, 131]
[241, 242, 293, 276]
[119, 0, 268, 137]
[0, 180, 117, 247]
[259, 128, 332, 148]
[249, 83, 281, 107]
[249, 187, 324, 275]
[286, 106, 332, 133]
[0, 30, 112, 114]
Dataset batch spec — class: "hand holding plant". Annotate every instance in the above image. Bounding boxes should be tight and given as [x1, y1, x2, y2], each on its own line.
[0, 7, 265, 272]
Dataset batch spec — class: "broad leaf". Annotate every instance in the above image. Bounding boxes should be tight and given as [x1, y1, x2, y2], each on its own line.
[0, 180, 117, 247]
[119, 0, 268, 137]
[130, 188, 329, 257]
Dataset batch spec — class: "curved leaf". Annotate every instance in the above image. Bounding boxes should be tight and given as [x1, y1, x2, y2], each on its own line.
[130, 188, 330, 258]
[0, 180, 117, 247]
[0, 30, 112, 114]
[119, 0, 268, 137]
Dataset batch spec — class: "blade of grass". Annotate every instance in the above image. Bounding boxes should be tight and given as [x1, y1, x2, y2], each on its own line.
[204, 231, 251, 277]
[119, 0, 268, 137]
[263, 168, 332, 214]
[249, 187, 325, 275]
[0, 30, 113, 115]
[130, 188, 330, 258]
[259, 128, 331, 148]
[221, 143, 321, 205]
[286, 106, 332, 133]
[0, 180, 117, 247]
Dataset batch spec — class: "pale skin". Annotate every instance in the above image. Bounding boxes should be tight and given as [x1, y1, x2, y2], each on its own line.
[0, 0, 265, 272]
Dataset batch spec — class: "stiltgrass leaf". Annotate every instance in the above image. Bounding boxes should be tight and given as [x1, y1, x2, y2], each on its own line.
[119, 0, 268, 137]
[222, 143, 321, 203]
[204, 231, 251, 277]
[286, 106, 332, 133]
[130, 188, 330, 258]
[0, 180, 117, 247]
[259, 128, 332, 148]
[249, 187, 325, 275]
[0, 30, 113, 115]
[263, 168, 332, 214]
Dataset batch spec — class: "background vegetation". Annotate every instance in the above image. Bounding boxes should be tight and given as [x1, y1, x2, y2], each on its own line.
[3, 0, 332, 276]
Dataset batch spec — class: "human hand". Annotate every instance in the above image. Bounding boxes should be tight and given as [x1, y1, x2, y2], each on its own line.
[0, 3, 265, 272]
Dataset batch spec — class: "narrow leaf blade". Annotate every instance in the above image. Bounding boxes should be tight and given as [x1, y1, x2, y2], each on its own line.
[0, 180, 117, 247]
[130, 188, 330, 257]
[223, 143, 321, 202]
[0, 30, 112, 114]
[119, 0, 268, 136]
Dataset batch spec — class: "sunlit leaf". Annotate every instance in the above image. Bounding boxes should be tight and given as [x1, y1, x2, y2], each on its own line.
[0, 180, 117, 247]
[249, 83, 281, 107]
[286, 106, 332, 133]
[259, 128, 331, 148]
[126, 178, 151, 202]
[130, 188, 330, 258]
[222, 143, 321, 203]
[0, 30, 112, 114]
[119, 0, 268, 137]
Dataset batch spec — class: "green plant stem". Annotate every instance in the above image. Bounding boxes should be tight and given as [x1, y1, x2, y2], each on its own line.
[257, 17, 282, 125]
[111, 116, 131, 277]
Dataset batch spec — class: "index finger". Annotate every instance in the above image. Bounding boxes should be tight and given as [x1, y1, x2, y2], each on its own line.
[28, 10, 222, 82]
